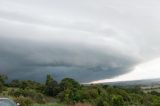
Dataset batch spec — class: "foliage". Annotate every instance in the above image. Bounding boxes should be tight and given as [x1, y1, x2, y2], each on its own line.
[14, 96, 33, 106]
[0, 82, 4, 93]
[0, 73, 160, 106]
[0, 74, 7, 84]
[44, 74, 59, 96]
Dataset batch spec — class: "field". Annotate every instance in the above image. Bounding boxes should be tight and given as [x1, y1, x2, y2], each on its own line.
[141, 84, 160, 93]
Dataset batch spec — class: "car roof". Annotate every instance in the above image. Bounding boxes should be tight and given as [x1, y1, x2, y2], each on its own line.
[0, 98, 10, 100]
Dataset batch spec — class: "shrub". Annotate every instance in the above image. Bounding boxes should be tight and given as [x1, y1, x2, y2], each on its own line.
[14, 96, 33, 106]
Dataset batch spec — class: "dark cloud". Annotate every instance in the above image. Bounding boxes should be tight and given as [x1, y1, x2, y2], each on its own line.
[0, 0, 160, 83]
[0, 32, 139, 82]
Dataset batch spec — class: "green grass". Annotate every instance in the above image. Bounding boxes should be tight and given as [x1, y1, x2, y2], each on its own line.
[32, 103, 66, 106]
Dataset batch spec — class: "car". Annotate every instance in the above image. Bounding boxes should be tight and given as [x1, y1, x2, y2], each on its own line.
[0, 98, 19, 106]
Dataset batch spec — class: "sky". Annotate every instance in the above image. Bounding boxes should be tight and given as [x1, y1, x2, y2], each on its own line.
[91, 57, 160, 84]
[0, 0, 160, 83]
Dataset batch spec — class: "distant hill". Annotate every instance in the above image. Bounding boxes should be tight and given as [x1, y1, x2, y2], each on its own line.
[101, 78, 160, 87]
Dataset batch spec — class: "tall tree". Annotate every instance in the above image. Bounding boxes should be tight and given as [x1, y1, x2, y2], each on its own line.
[0, 74, 7, 84]
[44, 74, 59, 96]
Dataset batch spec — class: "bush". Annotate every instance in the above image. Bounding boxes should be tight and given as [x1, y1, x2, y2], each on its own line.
[9, 88, 47, 104]
[74, 102, 93, 106]
[0, 82, 4, 93]
[14, 96, 33, 106]
[112, 95, 124, 106]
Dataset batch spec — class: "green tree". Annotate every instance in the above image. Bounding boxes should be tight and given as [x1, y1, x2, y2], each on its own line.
[44, 74, 59, 96]
[112, 95, 124, 106]
[9, 80, 21, 87]
[58, 78, 80, 103]
[60, 78, 80, 91]
[0, 74, 7, 84]
[0, 82, 4, 93]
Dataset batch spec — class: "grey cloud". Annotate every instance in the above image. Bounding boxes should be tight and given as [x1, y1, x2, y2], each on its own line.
[0, 0, 160, 82]
[0, 34, 139, 82]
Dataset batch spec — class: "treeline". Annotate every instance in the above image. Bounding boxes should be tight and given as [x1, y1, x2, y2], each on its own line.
[0, 74, 160, 106]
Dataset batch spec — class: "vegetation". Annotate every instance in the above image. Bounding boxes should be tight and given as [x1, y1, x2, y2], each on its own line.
[0, 74, 160, 106]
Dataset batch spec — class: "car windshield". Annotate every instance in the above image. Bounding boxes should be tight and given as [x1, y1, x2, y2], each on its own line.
[0, 99, 17, 106]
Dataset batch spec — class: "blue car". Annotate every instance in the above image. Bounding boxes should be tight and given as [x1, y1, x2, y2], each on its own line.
[0, 98, 19, 106]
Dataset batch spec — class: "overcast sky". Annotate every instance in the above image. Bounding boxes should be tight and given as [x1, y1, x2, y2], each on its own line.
[0, 0, 160, 83]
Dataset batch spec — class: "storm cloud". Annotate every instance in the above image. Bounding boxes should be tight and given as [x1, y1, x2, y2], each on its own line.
[0, 0, 160, 83]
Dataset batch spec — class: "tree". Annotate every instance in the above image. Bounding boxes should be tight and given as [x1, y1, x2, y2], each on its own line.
[60, 78, 80, 91]
[0, 74, 7, 84]
[0, 74, 7, 93]
[112, 95, 124, 106]
[0, 82, 3, 93]
[9, 80, 21, 87]
[58, 78, 80, 103]
[44, 74, 59, 96]
[45, 75, 53, 86]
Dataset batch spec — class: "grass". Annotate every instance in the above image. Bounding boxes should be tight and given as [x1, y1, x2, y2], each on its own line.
[32, 103, 66, 106]
[32, 103, 93, 106]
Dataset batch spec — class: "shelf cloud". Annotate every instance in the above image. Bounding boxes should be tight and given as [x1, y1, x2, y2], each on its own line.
[0, 0, 160, 82]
